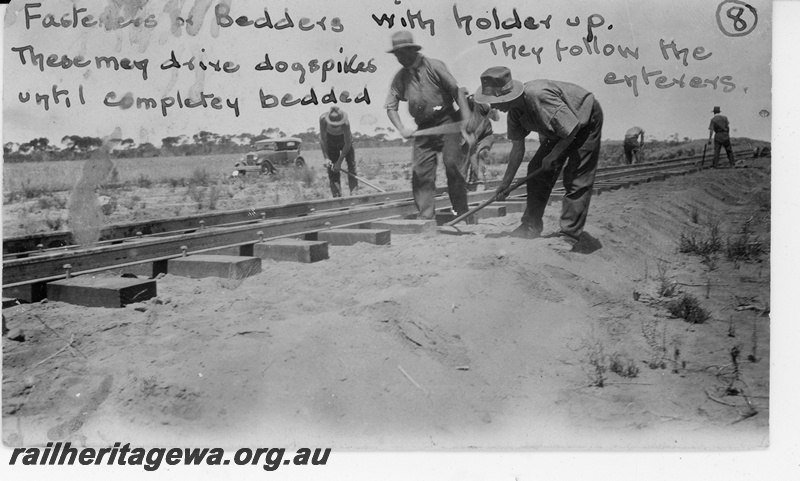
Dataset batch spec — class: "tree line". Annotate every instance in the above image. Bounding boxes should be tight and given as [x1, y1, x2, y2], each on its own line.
[3, 127, 405, 163]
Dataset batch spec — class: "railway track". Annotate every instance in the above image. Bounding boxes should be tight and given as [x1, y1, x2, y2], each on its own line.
[2, 151, 752, 296]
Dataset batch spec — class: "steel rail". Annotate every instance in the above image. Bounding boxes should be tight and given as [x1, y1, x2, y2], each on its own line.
[4, 150, 746, 256]
[3, 157, 701, 261]
[2, 150, 753, 288]
[3, 199, 423, 287]
[2, 188, 438, 255]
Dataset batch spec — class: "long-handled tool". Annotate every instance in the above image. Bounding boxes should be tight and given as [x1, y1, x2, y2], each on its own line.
[444, 166, 546, 227]
[411, 121, 464, 137]
[340, 169, 386, 193]
[701, 131, 712, 168]
[700, 143, 708, 168]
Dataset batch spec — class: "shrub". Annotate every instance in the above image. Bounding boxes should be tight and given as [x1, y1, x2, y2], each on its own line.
[726, 235, 765, 261]
[19, 179, 47, 200]
[292, 166, 315, 188]
[37, 194, 67, 210]
[191, 168, 210, 186]
[609, 353, 640, 378]
[666, 294, 710, 324]
[678, 219, 723, 257]
[136, 174, 153, 188]
[44, 216, 65, 231]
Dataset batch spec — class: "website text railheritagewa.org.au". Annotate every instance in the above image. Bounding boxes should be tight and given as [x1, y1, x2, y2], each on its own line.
[8, 442, 331, 471]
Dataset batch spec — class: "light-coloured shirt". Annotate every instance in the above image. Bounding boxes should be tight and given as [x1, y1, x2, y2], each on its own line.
[384, 55, 460, 128]
[624, 126, 643, 145]
[709, 115, 730, 142]
[507, 80, 594, 141]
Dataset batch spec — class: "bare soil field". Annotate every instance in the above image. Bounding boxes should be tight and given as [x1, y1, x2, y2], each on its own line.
[2, 156, 770, 449]
[0, 142, 539, 239]
[3, 147, 409, 238]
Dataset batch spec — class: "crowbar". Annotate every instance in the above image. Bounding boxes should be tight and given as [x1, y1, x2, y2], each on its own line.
[338, 169, 386, 193]
[444, 166, 547, 227]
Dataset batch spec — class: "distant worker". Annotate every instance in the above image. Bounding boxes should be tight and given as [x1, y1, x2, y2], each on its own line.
[460, 87, 500, 188]
[708, 106, 735, 168]
[623, 126, 645, 164]
[319, 106, 358, 197]
[384, 30, 474, 221]
[475, 67, 603, 251]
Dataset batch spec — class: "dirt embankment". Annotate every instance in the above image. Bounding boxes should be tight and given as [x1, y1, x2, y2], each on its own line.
[3, 159, 770, 449]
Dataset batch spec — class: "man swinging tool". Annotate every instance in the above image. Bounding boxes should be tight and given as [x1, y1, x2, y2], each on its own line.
[473, 66, 603, 251]
[319, 106, 359, 197]
[384, 30, 475, 221]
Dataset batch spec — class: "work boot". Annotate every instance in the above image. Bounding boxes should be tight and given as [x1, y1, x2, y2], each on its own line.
[508, 223, 540, 239]
[544, 233, 578, 252]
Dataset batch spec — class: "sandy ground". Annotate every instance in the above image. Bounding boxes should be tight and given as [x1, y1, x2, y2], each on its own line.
[2, 158, 770, 450]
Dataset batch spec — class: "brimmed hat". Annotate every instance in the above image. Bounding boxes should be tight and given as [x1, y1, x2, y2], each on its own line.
[325, 106, 348, 126]
[473, 66, 524, 104]
[713, 106, 721, 114]
[387, 30, 422, 53]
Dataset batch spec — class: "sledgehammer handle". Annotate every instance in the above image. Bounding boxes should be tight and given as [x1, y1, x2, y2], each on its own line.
[444, 166, 546, 227]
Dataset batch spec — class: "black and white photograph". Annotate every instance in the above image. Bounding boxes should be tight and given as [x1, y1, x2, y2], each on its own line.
[1, 0, 794, 478]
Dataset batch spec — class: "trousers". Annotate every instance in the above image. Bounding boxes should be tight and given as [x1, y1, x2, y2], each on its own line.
[521, 102, 603, 239]
[463, 135, 495, 183]
[325, 137, 357, 197]
[623, 143, 641, 164]
[411, 128, 468, 219]
[713, 139, 735, 167]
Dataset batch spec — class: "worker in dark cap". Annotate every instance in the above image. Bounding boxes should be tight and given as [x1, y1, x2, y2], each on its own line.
[474, 66, 603, 251]
[384, 30, 474, 221]
[708, 106, 736, 168]
[319, 106, 358, 197]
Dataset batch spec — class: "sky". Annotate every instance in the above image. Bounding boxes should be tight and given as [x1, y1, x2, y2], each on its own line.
[2, 0, 772, 146]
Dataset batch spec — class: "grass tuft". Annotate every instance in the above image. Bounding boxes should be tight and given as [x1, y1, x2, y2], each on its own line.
[609, 353, 640, 378]
[725, 234, 765, 262]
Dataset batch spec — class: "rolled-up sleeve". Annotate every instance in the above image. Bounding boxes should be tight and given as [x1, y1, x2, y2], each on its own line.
[535, 89, 579, 139]
[384, 73, 404, 111]
[430, 60, 460, 103]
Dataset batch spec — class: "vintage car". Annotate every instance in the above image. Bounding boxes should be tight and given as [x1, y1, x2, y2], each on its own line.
[232, 137, 306, 176]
